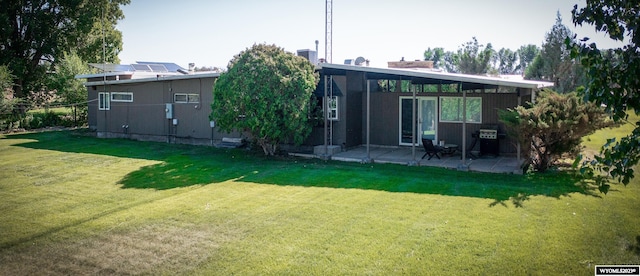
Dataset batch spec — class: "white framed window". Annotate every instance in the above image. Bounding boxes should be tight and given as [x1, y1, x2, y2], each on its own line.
[326, 96, 338, 120]
[98, 92, 110, 110]
[111, 92, 133, 102]
[439, 96, 482, 123]
[174, 93, 200, 103]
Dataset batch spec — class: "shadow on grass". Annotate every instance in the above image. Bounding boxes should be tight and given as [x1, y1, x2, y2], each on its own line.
[4, 130, 601, 207]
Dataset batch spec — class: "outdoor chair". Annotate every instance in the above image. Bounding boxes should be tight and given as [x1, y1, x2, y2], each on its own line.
[421, 138, 444, 160]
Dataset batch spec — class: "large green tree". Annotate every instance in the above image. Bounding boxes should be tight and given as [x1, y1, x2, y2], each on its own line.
[48, 51, 90, 125]
[526, 12, 584, 93]
[515, 44, 540, 75]
[0, 65, 20, 128]
[0, 0, 128, 101]
[456, 37, 495, 75]
[570, 0, 640, 189]
[210, 44, 319, 156]
[499, 90, 610, 172]
[423, 47, 445, 69]
[496, 48, 518, 74]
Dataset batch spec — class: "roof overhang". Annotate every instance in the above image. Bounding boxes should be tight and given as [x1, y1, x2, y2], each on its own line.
[80, 72, 220, 87]
[318, 63, 554, 90]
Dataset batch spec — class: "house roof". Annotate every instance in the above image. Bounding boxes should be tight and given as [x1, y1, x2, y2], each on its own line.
[79, 61, 553, 91]
[78, 62, 191, 81]
[81, 72, 220, 86]
[314, 76, 343, 97]
[319, 63, 554, 90]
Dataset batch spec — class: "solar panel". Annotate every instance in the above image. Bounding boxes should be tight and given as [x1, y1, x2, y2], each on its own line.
[137, 61, 186, 72]
[131, 64, 151, 71]
[148, 64, 168, 72]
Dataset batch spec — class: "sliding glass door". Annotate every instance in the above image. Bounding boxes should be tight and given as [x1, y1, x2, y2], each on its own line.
[399, 97, 437, 146]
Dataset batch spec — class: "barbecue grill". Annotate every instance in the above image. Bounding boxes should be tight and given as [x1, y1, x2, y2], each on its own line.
[479, 128, 499, 156]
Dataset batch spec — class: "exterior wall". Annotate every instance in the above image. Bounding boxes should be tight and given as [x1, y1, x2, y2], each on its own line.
[344, 72, 363, 148]
[364, 90, 523, 155]
[87, 71, 535, 154]
[306, 75, 348, 148]
[368, 92, 399, 146]
[88, 88, 98, 130]
[436, 92, 520, 155]
[89, 76, 240, 145]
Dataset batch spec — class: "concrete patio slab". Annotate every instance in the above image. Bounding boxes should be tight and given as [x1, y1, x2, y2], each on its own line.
[324, 145, 523, 174]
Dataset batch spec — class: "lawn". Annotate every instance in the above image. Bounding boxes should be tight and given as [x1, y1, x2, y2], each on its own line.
[0, 121, 639, 274]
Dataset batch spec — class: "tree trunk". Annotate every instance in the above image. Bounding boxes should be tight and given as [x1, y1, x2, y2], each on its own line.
[257, 139, 277, 156]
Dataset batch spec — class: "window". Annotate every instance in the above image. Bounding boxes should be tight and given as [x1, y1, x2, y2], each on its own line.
[326, 96, 338, 120]
[98, 92, 110, 110]
[174, 93, 200, 103]
[439, 97, 482, 123]
[111, 92, 133, 102]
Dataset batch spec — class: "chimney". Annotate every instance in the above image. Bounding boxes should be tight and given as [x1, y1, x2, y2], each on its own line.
[297, 49, 318, 65]
[188, 63, 195, 74]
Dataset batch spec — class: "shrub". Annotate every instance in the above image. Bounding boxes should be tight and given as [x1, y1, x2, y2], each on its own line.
[499, 89, 611, 172]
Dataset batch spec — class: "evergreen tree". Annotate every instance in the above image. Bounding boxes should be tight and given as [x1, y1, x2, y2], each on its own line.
[500, 90, 610, 172]
[525, 12, 584, 92]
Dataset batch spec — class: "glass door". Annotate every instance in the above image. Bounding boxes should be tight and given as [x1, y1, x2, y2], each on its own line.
[419, 98, 437, 144]
[399, 97, 437, 146]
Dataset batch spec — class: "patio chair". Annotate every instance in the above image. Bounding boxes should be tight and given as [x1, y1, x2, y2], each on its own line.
[421, 138, 444, 160]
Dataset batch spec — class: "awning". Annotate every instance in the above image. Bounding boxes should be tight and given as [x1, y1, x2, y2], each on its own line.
[313, 76, 343, 97]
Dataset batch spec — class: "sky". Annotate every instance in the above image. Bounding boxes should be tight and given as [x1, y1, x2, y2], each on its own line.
[116, 0, 627, 69]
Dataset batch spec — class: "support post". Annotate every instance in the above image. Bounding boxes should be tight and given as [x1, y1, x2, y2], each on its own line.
[364, 79, 372, 163]
[409, 83, 417, 166]
[323, 74, 328, 158]
[458, 82, 469, 171]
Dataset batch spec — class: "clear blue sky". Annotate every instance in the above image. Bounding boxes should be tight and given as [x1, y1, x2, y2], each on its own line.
[117, 0, 626, 69]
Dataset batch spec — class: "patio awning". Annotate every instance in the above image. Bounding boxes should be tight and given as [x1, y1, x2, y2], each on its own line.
[318, 63, 554, 90]
[313, 76, 343, 97]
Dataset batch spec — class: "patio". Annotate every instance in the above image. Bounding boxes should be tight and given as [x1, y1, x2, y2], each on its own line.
[323, 145, 524, 174]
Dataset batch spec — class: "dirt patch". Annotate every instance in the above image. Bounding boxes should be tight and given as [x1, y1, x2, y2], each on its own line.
[0, 223, 237, 275]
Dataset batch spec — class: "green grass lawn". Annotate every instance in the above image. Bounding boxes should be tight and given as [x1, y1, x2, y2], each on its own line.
[0, 121, 639, 274]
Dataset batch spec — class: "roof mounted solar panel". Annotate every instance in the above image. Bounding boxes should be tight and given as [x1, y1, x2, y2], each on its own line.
[148, 64, 169, 72]
[136, 62, 186, 73]
[131, 64, 152, 71]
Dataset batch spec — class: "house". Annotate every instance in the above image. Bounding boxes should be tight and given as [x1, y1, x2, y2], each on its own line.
[78, 62, 229, 145]
[307, 62, 554, 164]
[79, 59, 553, 162]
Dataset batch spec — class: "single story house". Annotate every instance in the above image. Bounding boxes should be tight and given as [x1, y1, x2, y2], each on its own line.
[78, 62, 228, 145]
[79, 59, 553, 162]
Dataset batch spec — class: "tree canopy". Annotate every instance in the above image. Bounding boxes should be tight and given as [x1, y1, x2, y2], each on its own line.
[570, 0, 640, 189]
[0, 0, 129, 100]
[456, 37, 495, 75]
[525, 12, 585, 93]
[210, 44, 319, 156]
[0, 66, 16, 117]
[423, 47, 445, 68]
[49, 51, 89, 105]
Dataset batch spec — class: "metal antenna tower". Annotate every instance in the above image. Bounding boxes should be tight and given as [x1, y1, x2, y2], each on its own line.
[325, 0, 332, 63]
